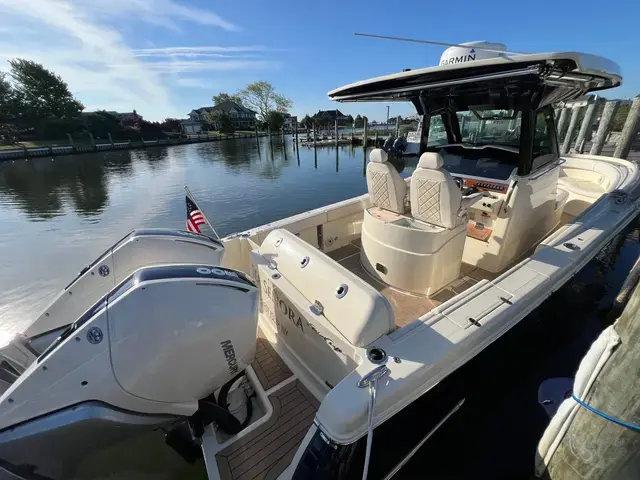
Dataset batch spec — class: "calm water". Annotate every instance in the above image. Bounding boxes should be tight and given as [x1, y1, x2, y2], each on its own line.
[0, 136, 417, 344]
[1, 135, 638, 477]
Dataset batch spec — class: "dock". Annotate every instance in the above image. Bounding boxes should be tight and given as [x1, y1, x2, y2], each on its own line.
[535, 258, 640, 479]
[0, 132, 272, 162]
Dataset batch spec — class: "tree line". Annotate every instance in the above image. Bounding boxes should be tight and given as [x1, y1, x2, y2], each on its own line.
[0, 59, 189, 146]
[296, 113, 413, 131]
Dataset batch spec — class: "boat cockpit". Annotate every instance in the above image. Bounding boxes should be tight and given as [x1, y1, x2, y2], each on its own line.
[329, 49, 622, 281]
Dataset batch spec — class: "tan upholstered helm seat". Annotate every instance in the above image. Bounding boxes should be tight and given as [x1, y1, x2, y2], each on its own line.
[366, 149, 407, 214]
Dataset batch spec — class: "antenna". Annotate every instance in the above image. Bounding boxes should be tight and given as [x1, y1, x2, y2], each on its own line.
[353, 33, 524, 56]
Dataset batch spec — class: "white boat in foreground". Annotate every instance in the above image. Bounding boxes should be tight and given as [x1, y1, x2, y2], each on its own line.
[0, 44, 638, 480]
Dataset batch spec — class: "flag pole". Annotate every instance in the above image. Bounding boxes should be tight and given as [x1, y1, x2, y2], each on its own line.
[184, 185, 220, 239]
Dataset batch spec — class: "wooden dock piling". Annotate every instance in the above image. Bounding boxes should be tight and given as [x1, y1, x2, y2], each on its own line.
[575, 97, 598, 153]
[561, 107, 582, 154]
[313, 121, 317, 148]
[363, 117, 368, 147]
[294, 117, 299, 144]
[614, 95, 640, 159]
[538, 272, 640, 479]
[590, 101, 619, 155]
[335, 119, 338, 147]
[395, 116, 400, 136]
[556, 108, 570, 142]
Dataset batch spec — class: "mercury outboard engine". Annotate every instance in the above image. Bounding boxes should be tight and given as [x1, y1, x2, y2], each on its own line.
[0, 229, 226, 381]
[393, 135, 408, 155]
[0, 263, 259, 479]
[382, 135, 408, 159]
[383, 135, 396, 152]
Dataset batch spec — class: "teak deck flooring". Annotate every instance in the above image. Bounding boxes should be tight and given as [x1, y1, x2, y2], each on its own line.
[326, 238, 498, 328]
[215, 329, 318, 480]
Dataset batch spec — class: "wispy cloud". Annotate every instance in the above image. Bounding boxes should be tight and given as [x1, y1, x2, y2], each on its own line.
[75, 0, 241, 32]
[0, 1, 280, 120]
[133, 46, 269, 56]
[176, 78, 214, 89]
[142, 60, 277, 74]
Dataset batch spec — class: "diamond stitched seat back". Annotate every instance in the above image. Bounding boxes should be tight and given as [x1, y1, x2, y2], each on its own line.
[366, 149, 407, 214]
[411, 152, 462, 229]
[414, 178, 442, 225]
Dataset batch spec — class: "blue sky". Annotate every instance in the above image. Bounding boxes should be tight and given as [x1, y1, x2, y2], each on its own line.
[0, 0, 638, 122]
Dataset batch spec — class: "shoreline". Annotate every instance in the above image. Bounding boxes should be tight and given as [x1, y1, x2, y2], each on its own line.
[0, 132, 273, 161]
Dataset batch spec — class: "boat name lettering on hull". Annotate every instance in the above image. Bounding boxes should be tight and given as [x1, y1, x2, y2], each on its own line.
[260, 276, 346, 356]
[261, 278, 305, 334]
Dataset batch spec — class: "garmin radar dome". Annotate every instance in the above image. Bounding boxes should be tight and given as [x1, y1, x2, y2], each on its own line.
[439, 41, 508, 66]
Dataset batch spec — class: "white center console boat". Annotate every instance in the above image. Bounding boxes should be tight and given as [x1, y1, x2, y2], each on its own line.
[0, 43, 638, 480]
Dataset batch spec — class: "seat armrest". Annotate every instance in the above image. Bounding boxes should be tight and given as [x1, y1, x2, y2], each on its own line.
[459, 192, 486, 214]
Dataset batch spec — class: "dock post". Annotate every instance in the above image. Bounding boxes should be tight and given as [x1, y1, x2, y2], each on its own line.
[363, 117, 368, 147]
[395, 116, 400, 136]
[294, 117, 299, 145]
[575, 97, 599, 153]
[335, 119, 338, 147]
[313, 121, 317, 148]
[66, 133, 75, 152]
[590, 101, 619, 155]
[351, 121, 355, 143]
[107, 132, 114, 146]
[561, 107, 582, 154]
[614, 95, 640, 159]
[556, 108, 570, 142]
[537, 275, 640, 479]
[88, 131, 96, 151]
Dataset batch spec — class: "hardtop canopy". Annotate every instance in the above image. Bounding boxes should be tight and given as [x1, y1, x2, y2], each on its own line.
[328, 52, 621, 115]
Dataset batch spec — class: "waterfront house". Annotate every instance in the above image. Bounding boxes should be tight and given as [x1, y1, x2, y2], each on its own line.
[184, 101, 258, 133]
[180, 119, 203, 134]
[283, 114, 297, 131]
[106, 111, 143, 122]
[312, 109, 347, 126]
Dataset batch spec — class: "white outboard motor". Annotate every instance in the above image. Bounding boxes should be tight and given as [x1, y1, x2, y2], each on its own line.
[0, 229, 225, 381]
[0, 263, 259, 479]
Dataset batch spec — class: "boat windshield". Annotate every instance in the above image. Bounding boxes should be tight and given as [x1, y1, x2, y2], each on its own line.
[426, 108, 557, 179]
[457, 109, 520, 148]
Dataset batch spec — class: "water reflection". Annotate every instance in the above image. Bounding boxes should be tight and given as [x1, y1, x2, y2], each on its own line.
[1, 136, 392, 339]
[0, 155, 111, 219]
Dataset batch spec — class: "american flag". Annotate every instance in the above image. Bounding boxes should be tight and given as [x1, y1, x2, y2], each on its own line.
[186, 195, 206, 233]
